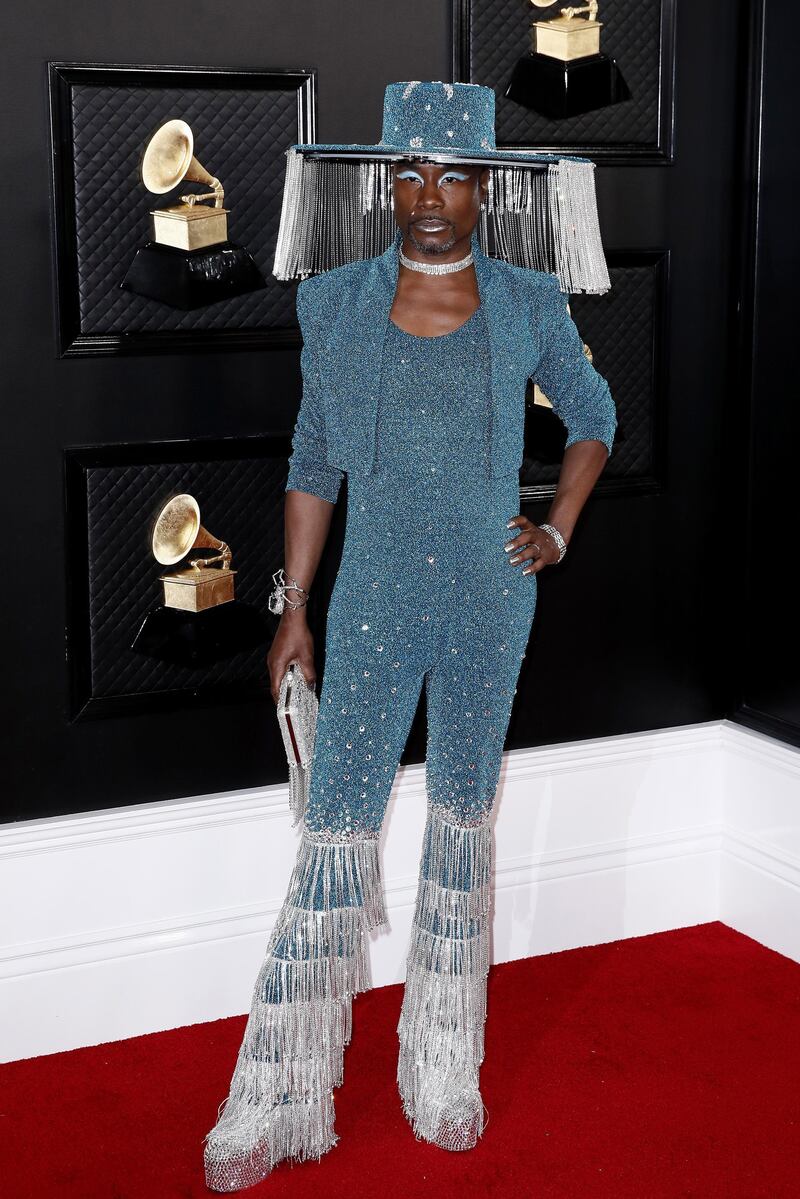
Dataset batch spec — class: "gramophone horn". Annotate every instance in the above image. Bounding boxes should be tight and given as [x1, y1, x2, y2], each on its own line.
[152, 493, 200, 565]
[141, 119, 224, 208]
[151, 493, 231, 570]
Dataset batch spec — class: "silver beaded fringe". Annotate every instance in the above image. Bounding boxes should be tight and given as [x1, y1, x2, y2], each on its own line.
[287, 760, 310, 828]
[397, 806, 493, 1151]
[272, 149, 610, 294]
[203, 832, 387, 1192]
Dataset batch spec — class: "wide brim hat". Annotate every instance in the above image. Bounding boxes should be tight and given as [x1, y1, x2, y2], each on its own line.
[273, 80, 610, 294]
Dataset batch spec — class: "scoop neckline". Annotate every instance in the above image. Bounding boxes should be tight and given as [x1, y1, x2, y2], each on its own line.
[388, 305, 482, 341]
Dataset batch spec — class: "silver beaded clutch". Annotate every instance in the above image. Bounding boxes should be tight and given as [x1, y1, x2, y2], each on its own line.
[276, 662, 319, 826]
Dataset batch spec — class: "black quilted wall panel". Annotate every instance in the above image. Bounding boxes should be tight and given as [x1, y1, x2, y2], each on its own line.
[50, 67, 311, 353]
[456, 0, 674, 157]
[1, 0, 752, 820]
[522, 253, 667, 495]
[65, 439, 291, 719]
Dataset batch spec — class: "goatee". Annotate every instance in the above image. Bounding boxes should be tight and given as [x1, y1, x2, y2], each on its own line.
[407, 223, 456, 255]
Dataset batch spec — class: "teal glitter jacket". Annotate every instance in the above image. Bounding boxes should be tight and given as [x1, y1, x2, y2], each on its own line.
[286, 228, 617, 505]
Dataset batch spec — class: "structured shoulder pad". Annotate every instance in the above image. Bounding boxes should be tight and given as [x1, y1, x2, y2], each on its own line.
[486, 255, 565, 304]
[295, 273, 334, 331]
[516, 263, 565, 297]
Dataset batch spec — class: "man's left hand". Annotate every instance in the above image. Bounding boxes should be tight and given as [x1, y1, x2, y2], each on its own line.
[504, 515, 563, 575]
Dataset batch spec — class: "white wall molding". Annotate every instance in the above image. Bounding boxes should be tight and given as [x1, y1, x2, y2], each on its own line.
[718, 720, 800, 963]
[1, 717, 796, 1062]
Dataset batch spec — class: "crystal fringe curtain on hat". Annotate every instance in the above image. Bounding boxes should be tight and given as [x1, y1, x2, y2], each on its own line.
[272, 150, 610, 294]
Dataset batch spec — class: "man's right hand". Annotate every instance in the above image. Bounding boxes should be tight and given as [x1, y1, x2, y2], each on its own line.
[267, 610, 317, 703]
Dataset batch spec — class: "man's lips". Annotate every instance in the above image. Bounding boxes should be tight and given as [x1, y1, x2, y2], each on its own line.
[412, 218, 451, 232]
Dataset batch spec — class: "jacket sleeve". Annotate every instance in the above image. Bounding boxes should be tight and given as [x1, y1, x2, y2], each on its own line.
[285, 279, 345, 505]
[531, 277, 617, 456]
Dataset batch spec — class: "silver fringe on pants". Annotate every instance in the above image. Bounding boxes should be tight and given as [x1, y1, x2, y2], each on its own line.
[397, 805, 492, 1151]
[203, 806, 494, 1188]
[203, 831, 387, 1192]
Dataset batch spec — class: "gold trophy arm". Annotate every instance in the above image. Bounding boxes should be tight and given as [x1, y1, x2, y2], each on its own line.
[559, 2, 599, 18]
[188, 546, 232, 569]
[180, 177, 225, 209]
[188, 531, 233, 570]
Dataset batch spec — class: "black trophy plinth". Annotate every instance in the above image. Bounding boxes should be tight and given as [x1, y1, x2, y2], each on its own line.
[506, 53, 630, 120]
[131, 599, 269, 668]
[121, 241, 266, 311]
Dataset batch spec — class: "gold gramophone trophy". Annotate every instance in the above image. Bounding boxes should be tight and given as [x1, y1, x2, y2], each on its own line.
[130, 493, 268, 668]
[121, 119, 265, 310]
[506, 1, 630, 119]
[152, 493, 236, 612]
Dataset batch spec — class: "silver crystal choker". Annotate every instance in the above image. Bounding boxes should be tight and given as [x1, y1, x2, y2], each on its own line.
[398, 246, 474, 275]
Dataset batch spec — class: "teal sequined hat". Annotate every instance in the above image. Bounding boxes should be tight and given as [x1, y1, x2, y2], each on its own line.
[299, 79, 560, 162]
[273, 80, 610, 293]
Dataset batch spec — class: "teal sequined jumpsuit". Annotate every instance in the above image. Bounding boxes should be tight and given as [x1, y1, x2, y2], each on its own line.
[309, 304, 537, 839]
[204, 305, 552, 1190]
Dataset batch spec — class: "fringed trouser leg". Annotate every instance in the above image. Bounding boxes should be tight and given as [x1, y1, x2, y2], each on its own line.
[203, 830, 387, 1191]
[397, 803, 492, 1151]
[395, 566, 530, 1153]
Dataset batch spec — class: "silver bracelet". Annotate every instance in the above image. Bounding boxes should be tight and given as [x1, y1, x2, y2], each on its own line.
[538, 522, 567, 563]
[268, 567, 310, 615]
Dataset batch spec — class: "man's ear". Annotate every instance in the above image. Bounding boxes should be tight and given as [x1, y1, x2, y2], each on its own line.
[478, 166, 490, 203]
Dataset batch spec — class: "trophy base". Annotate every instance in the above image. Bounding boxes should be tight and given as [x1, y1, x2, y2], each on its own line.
[120, 241, 266, 311]
[160, 566, 237, 613]
[130, 599, 269, 669]
[505, 52, 630, 120]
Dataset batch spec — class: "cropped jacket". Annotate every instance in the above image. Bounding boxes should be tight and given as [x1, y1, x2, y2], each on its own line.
[285, 228, 617, 505]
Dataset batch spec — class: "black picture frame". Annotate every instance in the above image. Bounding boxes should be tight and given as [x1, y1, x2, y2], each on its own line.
[520, 249, 671, 502]
[47, 63, 315, 358]
[63, 435, 295, 722]
[452, 0, 676, 164]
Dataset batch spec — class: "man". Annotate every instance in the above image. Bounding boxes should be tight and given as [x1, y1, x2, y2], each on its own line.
[203, 81, 616, 1192]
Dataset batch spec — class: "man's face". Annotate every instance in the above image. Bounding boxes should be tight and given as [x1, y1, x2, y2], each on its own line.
[392, 160, 489, 255]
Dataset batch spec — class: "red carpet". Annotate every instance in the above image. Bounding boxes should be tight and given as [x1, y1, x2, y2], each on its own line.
[2, 921, 798, 1198]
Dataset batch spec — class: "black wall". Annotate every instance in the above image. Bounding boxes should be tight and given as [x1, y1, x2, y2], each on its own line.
[0, 1, 783, 824]
[731, 0, 800, 745]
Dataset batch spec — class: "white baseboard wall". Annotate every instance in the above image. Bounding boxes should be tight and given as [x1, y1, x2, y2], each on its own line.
[1, 718, 797, 1063]
[719, 723, 800, 963]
